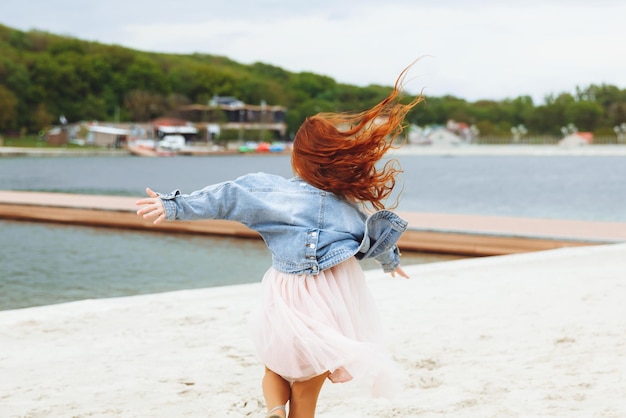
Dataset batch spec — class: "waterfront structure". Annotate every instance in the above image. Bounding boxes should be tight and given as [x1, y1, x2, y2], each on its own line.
[177, 97, 288, 140]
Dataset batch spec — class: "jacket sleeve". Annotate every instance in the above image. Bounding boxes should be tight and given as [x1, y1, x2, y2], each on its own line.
[157, 174, 266, 225]
[374, 246, 402, 273]
[356, 210, 407, 273]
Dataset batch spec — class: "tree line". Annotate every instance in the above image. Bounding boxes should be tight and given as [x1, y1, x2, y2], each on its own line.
[1, 24, 625, 140]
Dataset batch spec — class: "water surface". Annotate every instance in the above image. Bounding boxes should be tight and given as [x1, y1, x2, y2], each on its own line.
[2, 153, 624, 310]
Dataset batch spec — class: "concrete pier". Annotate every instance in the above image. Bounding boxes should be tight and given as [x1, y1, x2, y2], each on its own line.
[1, 190, 625, 256]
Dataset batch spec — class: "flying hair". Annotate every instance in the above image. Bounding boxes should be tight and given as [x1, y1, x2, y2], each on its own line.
[291, 63, 424, 211]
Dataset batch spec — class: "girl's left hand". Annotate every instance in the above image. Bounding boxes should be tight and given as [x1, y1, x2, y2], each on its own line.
[136, 187, 166, 224]
[391, 265, 409, 279]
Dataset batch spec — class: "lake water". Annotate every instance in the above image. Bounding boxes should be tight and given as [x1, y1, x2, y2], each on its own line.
[1, 153, 624, 221]
[1, 153, 625, 310]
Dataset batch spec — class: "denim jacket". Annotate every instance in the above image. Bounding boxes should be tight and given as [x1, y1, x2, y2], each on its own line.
[158, 172, 408, 275]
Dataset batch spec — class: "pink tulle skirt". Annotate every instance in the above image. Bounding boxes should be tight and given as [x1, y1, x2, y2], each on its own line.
[249, 257, 402, 397]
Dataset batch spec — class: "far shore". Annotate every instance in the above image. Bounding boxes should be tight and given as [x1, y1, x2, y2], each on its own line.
[2, 144, 626, 158]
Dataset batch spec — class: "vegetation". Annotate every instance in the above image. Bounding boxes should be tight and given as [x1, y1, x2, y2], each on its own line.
[0, 135, 102, 148]
[1, 24, 625, 141]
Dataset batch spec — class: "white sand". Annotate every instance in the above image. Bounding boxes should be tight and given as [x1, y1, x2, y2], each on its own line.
[1, 243, 625, 418]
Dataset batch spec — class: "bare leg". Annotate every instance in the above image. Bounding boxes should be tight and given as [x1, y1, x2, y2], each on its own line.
[263, 367, 290, 417]
[288, 372, 329, 418]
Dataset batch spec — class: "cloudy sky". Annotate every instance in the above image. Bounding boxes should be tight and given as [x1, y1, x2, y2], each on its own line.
[1, 0, 625, 103]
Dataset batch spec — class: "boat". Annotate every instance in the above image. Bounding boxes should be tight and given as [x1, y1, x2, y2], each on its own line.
[128, 139, 290, 157]
[127, 140, 176, 157]
[238, 141, 289, 154]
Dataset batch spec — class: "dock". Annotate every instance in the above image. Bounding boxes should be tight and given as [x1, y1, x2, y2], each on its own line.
[1, 190, 625, 256]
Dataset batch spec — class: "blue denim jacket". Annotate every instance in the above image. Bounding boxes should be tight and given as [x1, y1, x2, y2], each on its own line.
[158, 172, 407, 275]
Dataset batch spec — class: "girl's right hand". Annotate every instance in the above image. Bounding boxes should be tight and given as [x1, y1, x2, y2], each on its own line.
[135, 187, 166, 225]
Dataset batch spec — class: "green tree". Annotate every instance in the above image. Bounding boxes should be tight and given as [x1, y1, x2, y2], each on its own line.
[82, 94, 109, 121]
[607, 103, 626, 126]
[125, 55, 168, 93]
[32, 102, 53, 131]
[2, 23, 626, 137]
[564, 100, 604, 132]
[124, 90, 165, 121]
[289, 72, 337, 99]
[527, 93, 574, 135]
[505, 95, 534, 127]
[0, 84, 18, 129]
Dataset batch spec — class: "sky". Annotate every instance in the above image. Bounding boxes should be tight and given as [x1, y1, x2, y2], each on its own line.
[1, 0, 625, 104]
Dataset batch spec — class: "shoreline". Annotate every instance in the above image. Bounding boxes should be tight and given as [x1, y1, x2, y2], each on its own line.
[2, 144, 626, 157]
[2, 190, 625, 257]
[392, 143, 626, 157]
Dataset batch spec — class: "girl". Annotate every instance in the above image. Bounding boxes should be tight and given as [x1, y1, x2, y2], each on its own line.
[136, 66, 422, 418]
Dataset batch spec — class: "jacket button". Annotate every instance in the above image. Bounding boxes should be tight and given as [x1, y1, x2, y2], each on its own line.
[308, 243, 316, 249]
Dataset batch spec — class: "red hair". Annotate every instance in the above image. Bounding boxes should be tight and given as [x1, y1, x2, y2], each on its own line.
[291, 65, 423, 210]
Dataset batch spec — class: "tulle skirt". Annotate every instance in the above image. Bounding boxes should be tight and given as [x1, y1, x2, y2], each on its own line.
[249, 257, 402, 397]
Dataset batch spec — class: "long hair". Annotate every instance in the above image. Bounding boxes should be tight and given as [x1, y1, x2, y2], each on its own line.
[291, 64, 423, 210]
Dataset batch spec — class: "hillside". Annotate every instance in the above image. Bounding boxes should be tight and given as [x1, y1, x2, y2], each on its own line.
[0, 24, 625, 139]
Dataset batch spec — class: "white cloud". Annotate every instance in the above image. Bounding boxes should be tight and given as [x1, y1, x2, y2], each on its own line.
[1, 0, 625, 103]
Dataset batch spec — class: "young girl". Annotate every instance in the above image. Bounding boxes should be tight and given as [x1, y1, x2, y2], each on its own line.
[136, 67, 422, 418]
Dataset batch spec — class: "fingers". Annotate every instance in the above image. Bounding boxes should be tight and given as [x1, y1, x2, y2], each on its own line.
[135, 188, 165, 224]
[136, 203, 163, 218]
[135, 197, 155, 206]
[136, 188, 163, 211]
[135, 198, 157, 212]
[136, 187, 158, 206]
[138, 209, 164, 225]
[391, 267, 410, 279]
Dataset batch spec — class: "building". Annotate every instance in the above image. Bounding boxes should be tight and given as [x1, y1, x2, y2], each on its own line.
[176, 97, 288, 139]
[151, 118, 199, 142]
[87, 125, 130, 148]
[559, 132, 593, 147]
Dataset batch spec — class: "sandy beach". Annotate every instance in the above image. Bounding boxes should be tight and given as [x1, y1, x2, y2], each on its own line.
[1, 243, 625, 417]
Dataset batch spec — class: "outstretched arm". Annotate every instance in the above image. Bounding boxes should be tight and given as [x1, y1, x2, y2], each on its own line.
[136, 187, 166, 224]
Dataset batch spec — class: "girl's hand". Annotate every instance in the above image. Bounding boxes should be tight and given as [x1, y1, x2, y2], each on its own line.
[390, 265, 409, 279]
[136, 187, 166, 225]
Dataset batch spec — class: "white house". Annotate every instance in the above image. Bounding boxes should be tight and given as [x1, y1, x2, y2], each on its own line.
[87, 125, 131, 148]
